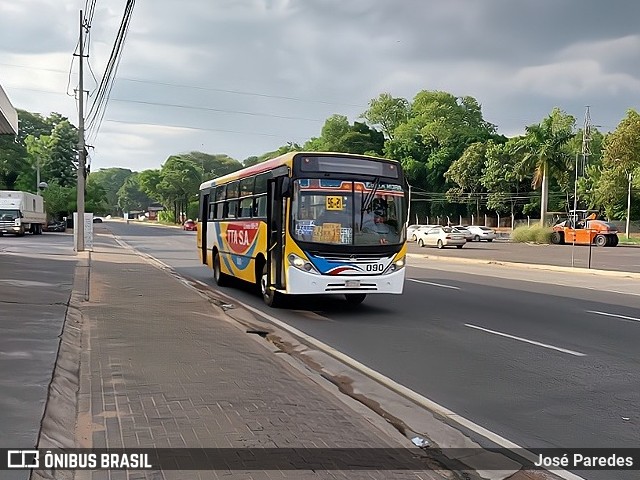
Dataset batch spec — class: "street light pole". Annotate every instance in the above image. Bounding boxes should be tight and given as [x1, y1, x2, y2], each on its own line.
[75, 10, 86, 252]
[627, 172, 632, 239]
[36, 158, 41, 196]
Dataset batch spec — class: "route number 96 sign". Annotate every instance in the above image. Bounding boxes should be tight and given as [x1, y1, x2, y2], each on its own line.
[325, 196, 343, 211]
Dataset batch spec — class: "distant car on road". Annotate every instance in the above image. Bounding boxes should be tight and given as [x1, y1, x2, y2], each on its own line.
[408, 224, 439, 241]
[183, 219, 197, 231]
[451, 226, 473, 242]
[92, 217, 103, 223]
[415, 226, 466, 249]
[463, 225, 496, 242]
[44, 220, 66, 232]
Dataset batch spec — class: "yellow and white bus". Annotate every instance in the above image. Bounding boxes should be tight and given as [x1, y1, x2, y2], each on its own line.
[197, 152, 409, 307]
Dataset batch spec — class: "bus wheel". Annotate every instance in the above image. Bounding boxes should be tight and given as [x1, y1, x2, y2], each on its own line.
[345, 293, 367, 305]
[261, 266, 283, 307]
[213, 252, 229, 286]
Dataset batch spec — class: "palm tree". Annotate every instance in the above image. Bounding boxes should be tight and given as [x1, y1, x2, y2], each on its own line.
[514, 108, 575, 225]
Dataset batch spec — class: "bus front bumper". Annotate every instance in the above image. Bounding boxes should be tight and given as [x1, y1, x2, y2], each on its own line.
[286, 266, 405, 295]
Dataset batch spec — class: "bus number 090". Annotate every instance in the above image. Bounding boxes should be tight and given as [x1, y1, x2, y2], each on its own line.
[366, 264, 384, 272]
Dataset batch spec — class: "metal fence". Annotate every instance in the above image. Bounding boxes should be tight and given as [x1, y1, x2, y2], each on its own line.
[414, 215, 640, 234]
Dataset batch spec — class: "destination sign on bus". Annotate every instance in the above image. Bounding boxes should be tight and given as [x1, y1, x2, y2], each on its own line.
[325, 196, 343, 211]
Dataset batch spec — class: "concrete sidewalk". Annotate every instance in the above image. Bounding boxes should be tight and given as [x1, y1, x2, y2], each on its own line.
[38, 234, 456, 480]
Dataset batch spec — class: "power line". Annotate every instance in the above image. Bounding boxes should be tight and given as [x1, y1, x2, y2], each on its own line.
[105, 119, 285, 138]
[0, 62, 366, 108]
[85, 0, 136, 142]
[108, 98, 323, 122]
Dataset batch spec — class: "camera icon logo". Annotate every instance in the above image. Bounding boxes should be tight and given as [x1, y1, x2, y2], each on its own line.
[7, 450, 40, 469]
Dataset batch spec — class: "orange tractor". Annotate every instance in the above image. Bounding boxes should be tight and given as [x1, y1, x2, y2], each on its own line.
[551, 210, 619, 247]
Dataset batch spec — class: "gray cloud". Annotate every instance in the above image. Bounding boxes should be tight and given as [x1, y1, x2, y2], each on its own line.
[0, 0, 638, 172]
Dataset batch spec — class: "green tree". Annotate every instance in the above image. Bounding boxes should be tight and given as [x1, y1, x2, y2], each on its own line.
[596, 110, 640, 218]
[361, 93, 410, 140]
[385, 90, 497, 216]
[85, 181, 109, 214]
[41, 183, 73, 219]
[45, 119, 78, 187]
[89, 168, 134, 215]
[117, 173, 154, 213]
[0, 110, 51, 189]
[303, 116, 384, 155]
[156, 155, 203, 223]
[481, 139, 530, 214]
[445, 141, 488, 218]
[243, 156, 260, 167]
[513, 108, 575, 224]
[138, 169, 163, 203]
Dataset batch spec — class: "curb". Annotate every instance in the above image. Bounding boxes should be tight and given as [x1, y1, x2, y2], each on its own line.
[407, 253, 640, 280]
[31, 251, 89, 480]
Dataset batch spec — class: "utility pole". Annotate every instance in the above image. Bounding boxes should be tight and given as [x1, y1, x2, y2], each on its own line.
[36, 158, 40, 195]
[75, 10, 87, 252]
[627, 172, 632, 239]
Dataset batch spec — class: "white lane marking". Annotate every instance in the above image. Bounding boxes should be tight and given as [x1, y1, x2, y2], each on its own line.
[586, 310, 640, 323]
[234, 302, 585, 480]
[465, 324, 586, 357]
[407, 278, 460, 290]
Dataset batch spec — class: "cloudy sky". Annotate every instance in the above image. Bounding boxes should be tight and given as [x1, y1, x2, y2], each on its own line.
[1, 0, 639, 174]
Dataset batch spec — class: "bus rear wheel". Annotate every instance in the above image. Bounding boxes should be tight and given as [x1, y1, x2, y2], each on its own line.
[345, 293, 367, 305]
[213, 251, 229, 286]
[261, 265, 283, 307]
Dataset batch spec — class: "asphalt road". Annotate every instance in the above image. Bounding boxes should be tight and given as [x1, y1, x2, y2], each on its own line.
[105, 221, 640, 480]
[7, 222, 637, 480]
[0, 232, 76, 480]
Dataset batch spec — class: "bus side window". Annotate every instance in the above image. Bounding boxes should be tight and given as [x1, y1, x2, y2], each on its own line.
[254, 174, 268, 195]
[215, 202, 224, 219]
[215, 185, 226, 202]
[239, 197, 252, 218]
[227, 200, 238, 219]
[208, 203, 216, 220]
[254, 195, 267, 217]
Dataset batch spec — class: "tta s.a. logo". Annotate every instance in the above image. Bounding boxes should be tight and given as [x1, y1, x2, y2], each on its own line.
[7, 450, 39, 468]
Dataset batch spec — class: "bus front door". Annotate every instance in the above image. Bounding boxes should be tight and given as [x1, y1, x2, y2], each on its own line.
[200, 192, 209, 265]
[266, 177, 287, 293]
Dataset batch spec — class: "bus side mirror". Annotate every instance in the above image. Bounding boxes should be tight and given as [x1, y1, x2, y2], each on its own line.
[280, 177, 291, 198]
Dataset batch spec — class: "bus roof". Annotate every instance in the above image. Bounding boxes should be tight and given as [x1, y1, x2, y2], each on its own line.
[199, 151, 395, 191]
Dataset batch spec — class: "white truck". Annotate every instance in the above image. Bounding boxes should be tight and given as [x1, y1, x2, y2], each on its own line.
[0, 190, 47, 236]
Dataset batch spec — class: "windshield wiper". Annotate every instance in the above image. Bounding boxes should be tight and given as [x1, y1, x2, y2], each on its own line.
[359, 177, 381, 229]
[361, 177, 381, 214]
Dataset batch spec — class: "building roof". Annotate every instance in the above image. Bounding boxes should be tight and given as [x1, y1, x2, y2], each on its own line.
[0, 84, 18, 135]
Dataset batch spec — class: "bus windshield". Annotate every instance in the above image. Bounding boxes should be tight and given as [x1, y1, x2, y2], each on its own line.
[291, 179, 406, 246]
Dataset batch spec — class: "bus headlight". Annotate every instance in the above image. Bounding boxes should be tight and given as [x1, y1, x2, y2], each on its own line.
[288, 254, 319, 274]
[384, 257, 405, 274]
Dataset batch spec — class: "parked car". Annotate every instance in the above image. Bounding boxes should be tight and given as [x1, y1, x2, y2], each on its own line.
[408, 224, 439, 241]
[44, 220, 66, 232]
[464, 225, 496, 242]
[451, 226, 473, 242]
[415, 226, 466, 249]
[183, 219, 197, 231]
[407, 225, 422, 240]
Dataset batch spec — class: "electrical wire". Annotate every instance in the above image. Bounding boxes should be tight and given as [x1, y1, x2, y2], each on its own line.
[86, 0, 136, 143]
